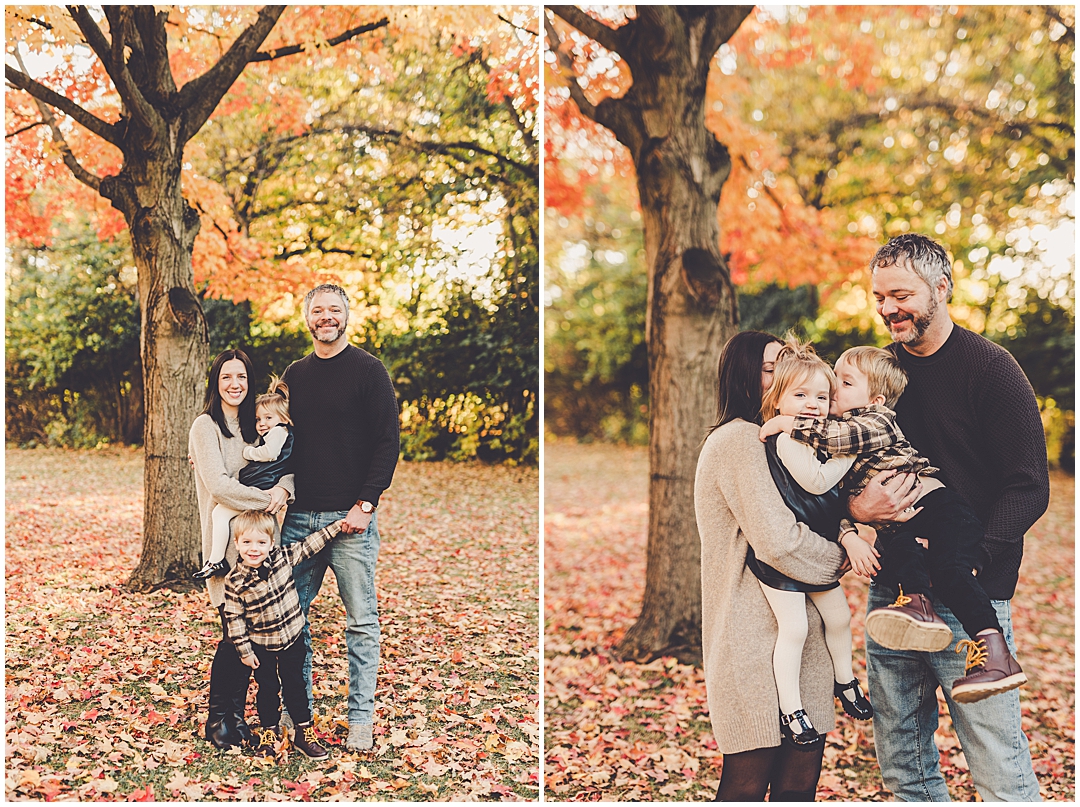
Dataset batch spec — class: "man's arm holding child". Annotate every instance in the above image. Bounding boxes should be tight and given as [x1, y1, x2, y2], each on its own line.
[242, 425, 289, 462]
[283, 519, 345, 567]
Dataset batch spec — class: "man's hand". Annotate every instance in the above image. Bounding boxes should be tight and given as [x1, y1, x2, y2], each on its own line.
[848, 470, 922, 523]
[341, 505, 373, 534]
[242, 655, 259, 669]
[840, 532, 881, 579]
[265, 486, 289, 514]
[759, 415, 796, 442]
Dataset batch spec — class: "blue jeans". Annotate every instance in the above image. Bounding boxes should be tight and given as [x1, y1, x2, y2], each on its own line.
[866, 584, 1040, 801]
[281, 510, 380, 726]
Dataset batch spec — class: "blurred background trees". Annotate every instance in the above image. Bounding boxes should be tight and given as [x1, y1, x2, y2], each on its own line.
[546, 5, 1073, 469]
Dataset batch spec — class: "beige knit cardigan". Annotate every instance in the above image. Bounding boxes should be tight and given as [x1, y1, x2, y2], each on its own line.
[189, 413, 294, 609]
[695, 419, 847, 754]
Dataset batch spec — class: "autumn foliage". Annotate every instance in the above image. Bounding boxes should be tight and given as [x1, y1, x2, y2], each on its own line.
[6, 448, 539, 801]
[544, 442, 1075, 801]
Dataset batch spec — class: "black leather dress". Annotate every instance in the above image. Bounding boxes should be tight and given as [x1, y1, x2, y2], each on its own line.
[745, 434, 843, 593]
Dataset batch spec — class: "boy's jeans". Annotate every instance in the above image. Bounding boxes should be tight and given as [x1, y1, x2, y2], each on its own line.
[282, 509, 380, 726]
[866, 584, 1040, 802]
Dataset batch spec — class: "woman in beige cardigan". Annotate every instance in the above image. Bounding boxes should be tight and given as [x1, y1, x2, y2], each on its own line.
[695, 331, 848, 801]
[189, 349, 293, 749]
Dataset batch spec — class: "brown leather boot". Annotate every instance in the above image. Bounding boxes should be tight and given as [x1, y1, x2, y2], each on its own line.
[252, 725, 282, 758]
[865, 586, 953, 651]
[292, 722, 329, 759]
[950, 632, 1027, 703]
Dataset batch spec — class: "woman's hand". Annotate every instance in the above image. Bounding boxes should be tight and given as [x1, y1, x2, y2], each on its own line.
[265, 486, 289, 514]
[848, 470, 922, 523]
[840, 531, 881, 578]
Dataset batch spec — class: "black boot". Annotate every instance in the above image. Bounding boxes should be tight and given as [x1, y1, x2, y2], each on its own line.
[205, 640, 252, 749]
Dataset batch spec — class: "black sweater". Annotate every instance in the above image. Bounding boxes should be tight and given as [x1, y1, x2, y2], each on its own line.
[282, 345, 400, 511]
[887, 326, 1049, 599]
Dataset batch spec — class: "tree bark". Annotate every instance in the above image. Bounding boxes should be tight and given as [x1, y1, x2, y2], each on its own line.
[549, 6, 752, 663]
[111, 147, 210, 591]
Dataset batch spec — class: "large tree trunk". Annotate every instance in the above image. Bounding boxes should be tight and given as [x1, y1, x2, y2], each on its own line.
[545, 6, 752, 663]
[615, 96, 738, 665]
[109, 154, 209, 591]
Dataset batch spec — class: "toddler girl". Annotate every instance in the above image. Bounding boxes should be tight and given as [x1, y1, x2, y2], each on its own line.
[748, 338, 872, 750]
[193, 377, 296, 580]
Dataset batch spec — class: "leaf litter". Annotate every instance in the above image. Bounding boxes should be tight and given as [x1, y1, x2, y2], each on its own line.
[6, 446, 538, 801]
[544, 441, 1074, 801]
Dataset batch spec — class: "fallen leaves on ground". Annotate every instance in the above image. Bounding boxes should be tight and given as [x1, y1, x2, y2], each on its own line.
[544, 441, 1074, 801]
[6, 447, 538, 802]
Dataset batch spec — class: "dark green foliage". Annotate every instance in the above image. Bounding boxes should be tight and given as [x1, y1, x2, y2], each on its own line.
[6, 237, 142, 447]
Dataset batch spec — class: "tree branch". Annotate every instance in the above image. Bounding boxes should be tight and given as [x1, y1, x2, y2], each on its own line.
[498, 14, 538, 37]
[548, 6, 626, 55]
[134, 5, 177, 97]
[247, 17, 389, 62]
[101, 6, 160, 131]
[176, 6, 286, 142]
[11, 50, 103, 192]
[504, 97, 536, 151]
[5, 121, 47, 138]
[5, 65, 122, 146]
[544, 13, 597, 121]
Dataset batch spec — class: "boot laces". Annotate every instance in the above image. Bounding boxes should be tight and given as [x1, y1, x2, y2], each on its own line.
[888, 584, 912, 608]
[259, 728, 278, 750]
[955, 638, 988, 673]
[303, 726, 320, 744]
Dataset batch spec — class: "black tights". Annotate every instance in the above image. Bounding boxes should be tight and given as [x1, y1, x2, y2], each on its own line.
[715, 743, 824, 802]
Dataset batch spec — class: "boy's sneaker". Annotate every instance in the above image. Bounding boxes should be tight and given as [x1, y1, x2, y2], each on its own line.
[865, 586, 953, 651]
[346, 723, 373, 752]
[950, 632, 1027, 703]
[252, 725, 282, 758]
[293, 722, 329, 759]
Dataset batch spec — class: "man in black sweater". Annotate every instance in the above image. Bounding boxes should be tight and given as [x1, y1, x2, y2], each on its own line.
[847, 234, 1048, 801]
[280, 283, 400, 752]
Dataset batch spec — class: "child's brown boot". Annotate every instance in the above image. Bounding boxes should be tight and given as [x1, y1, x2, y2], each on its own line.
[293, 722, 329, 759]
[950, 632, 1027, 703]
[252, 725, 282, 758]
[865, 586, 953, 651]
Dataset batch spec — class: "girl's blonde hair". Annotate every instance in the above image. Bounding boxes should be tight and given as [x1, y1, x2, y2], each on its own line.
[254, 375, 291, 424]
[760, 333, 836, 421]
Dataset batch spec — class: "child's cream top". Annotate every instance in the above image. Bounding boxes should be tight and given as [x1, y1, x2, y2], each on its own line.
[242, 424, 289, 462]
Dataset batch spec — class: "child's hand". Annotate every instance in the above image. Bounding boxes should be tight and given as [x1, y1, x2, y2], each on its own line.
[841, 532, 881, 578]
[758, 415, 795, 442]
[242, 655, 260, 669]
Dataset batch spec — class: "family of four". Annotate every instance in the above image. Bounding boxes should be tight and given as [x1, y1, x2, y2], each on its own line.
[188, 283, 400, 758]
[696, 233, 1049, 801]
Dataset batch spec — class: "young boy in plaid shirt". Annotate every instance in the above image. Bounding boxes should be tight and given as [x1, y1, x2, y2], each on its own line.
[759, 345, 1026, 704]
[223, 510, 344, 758]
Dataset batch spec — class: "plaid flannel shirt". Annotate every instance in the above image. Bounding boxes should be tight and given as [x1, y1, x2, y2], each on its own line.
[223, 520, 342, 662]
[790, 405, 940, 536]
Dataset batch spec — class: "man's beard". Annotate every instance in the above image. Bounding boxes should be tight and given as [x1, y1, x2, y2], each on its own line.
[309, 321, 347, 344]
[885, 296, 937, 345]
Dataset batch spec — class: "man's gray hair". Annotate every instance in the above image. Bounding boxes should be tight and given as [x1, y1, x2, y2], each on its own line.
[303, 283, 350, 319]
[870, 233, 954, 302]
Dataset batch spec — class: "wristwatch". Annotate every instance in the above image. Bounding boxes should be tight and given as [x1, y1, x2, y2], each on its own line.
[357, 500, 376, 514]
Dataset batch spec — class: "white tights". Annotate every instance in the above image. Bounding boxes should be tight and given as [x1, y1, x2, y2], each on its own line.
[758, 582, 854, 716]
[207, 504, 241, 563]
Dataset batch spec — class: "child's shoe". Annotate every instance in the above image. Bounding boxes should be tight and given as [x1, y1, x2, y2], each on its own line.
[252, 725, 282, 758]
[834, 679, 873, 720]
[950, 632, 1027, 703]
[293, 722, 329, 759]
[865, 586, 953, 651]
[779, 709, 823, 751]
[193, 558, 230, 580]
